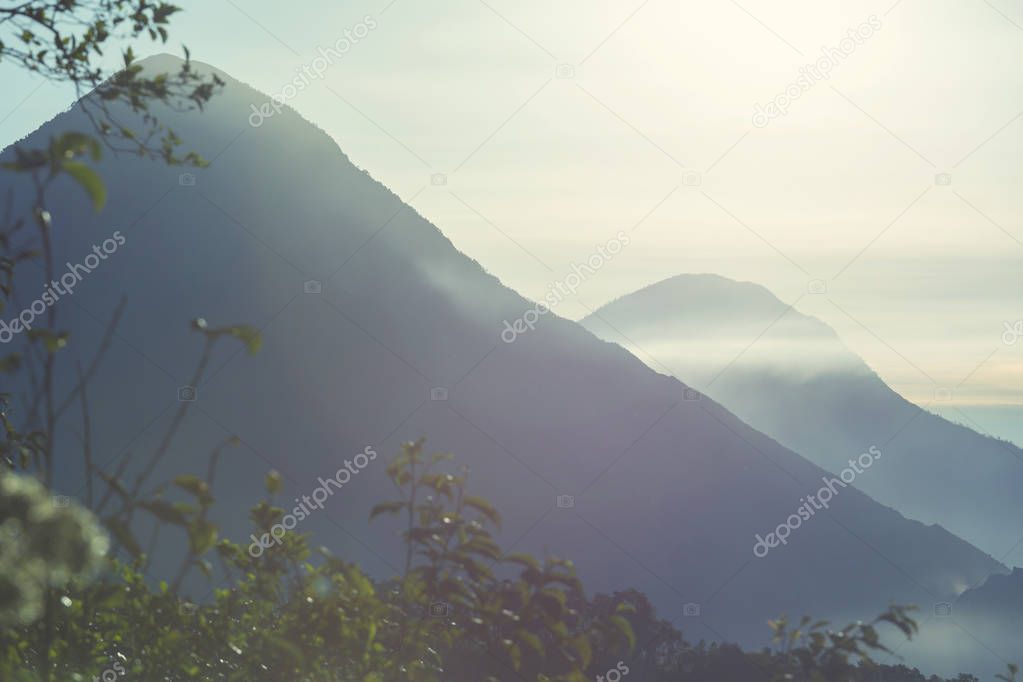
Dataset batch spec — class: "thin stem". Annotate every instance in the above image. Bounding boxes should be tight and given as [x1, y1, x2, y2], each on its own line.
[128, 336, 214, 502]
[75, 360, 94, 509]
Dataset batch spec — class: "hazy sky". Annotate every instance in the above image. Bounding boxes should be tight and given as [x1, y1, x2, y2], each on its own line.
[2, 0, 1021, 420]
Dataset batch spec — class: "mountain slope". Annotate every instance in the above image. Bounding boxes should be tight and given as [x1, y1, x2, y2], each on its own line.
[581, 273, 1023, 562]
[0, 56, 1008, 673]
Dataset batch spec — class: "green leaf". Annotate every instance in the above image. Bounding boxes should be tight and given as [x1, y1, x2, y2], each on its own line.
[514, 630, 545, 659]
[609, 614, 636, 652]
[139, 500, 189, 526]
[615, 601, 637, 614]
[27, 330, 70, 353]
[188, 519, 218, 555]
[61, 160, 107, 211]
[503, 640, 521, 671]
[54, 132, 102, 161]
[104, 517, 143, 558]
[227, 325, 262, 354]
[505, 553, 540, 571]
[266, 634, 303, 665]
[208, 324, 262, 354]
[174, 475, 212, 504]
[568, 635, 592, 668]
[369, 501, 405, 520]
[463, 495, 502, 528]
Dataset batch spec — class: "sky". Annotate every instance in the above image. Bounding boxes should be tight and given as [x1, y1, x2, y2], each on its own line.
[1, 0, 1022, 435]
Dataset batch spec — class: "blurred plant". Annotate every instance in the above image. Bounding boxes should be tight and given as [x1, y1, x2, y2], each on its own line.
[0, 472, 107, 625]
[369, 439, 635, 681]
[766, 606, 918, 681]
[0, 440, 1012, 682]
[998, 664, 1019, 682]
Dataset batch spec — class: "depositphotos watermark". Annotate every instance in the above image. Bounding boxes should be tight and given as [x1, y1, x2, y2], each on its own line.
[93, 659, 127, 682]
[596, 661, 630, 682]
[249, 15, 378, 127]
[501, 231, 631, 343]
[752, 15, 882, 128]
[0, 230, 126, 343]
[753, 446, 881, 558]
[248, 446, 377, 557]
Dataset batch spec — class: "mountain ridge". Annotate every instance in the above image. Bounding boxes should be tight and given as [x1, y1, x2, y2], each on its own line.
[1, 54, 1011, 677]
[582, 272, 1023, 562]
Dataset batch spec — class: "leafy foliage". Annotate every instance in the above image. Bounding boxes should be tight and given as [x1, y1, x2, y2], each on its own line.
[1, 439, 1016, 681]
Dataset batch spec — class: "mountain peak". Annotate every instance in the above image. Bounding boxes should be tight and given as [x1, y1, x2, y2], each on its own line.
[135, 52, 218, 75]
[586, 272, 825, 336]
[609, 273, 786, 311]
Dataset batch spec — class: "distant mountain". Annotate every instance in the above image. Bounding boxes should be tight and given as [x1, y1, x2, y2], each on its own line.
[581, 274, 1023, 561]
[0, 56, 1008, 675]
[958, 566, 1023, 617]
[890, 567, 1023, 676]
